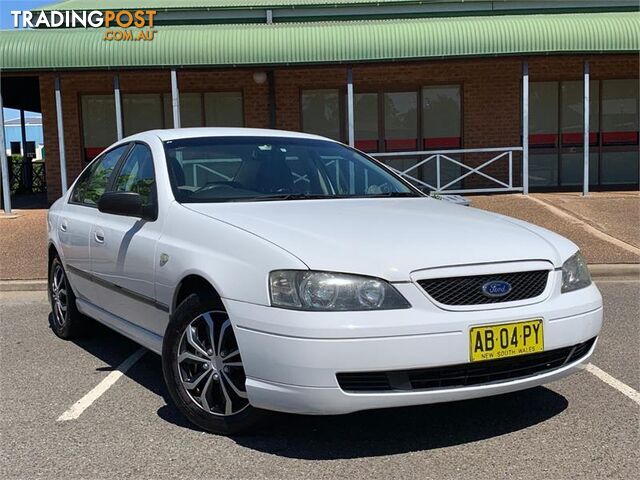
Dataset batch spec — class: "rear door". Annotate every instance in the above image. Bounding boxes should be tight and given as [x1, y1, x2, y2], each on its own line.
[90, 142, 166, 335]
[57, 144, 131, 305]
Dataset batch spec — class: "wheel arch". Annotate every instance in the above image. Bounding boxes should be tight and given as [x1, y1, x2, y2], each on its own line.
[48, 242, 60, 274]
[172, 274, 225, 314]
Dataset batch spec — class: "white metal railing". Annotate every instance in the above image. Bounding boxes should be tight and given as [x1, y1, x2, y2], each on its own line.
[181, 158, 241, 185]
[372, 147, 524, 194]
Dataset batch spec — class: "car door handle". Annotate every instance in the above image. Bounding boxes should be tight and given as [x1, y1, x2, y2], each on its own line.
[59, 220, 68, 232]
[94, 231, 105, 244]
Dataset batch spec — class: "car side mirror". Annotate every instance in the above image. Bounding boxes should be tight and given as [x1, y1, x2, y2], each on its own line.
[98, 192, 156, 221]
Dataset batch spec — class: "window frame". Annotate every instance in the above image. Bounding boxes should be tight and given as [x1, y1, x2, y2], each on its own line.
[68, 142, 133, 208]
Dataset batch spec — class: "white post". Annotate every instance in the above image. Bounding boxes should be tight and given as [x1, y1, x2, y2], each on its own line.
[114, 75, 123, 140]
[0, 94, 12, 213]
[346, 67, 355, 147]
[583, 60, 590, 197]
[522, 61, 529, 195]
[508, 150, 513, 188]
[20, 109, 27, 159]
[171, 69, 180, 129]
[54, 76, 68, 194]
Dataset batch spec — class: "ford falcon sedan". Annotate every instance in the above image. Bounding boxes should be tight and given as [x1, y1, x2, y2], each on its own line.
[47, 128, 602, 434]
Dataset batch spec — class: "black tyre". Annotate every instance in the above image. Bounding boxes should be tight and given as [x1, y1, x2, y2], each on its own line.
[48, 256, 86, 339]
[162, 293, 264, 435]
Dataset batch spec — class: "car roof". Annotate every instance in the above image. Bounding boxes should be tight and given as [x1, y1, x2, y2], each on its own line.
[126, 127, 337, 143]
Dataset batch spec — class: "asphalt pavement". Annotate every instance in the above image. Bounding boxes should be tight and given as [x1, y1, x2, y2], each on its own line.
[1, 281, 638, 479]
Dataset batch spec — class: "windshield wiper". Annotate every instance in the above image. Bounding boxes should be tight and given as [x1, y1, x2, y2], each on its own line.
[366, 191, 421, 198]
[225, 191, 420, 202]
[229, 193, 337, 202]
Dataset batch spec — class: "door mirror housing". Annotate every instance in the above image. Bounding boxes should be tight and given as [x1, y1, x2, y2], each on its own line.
[97, 192, 156, 220]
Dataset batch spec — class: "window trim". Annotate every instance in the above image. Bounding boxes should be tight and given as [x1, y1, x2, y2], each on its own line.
[68, 142, 134, 208]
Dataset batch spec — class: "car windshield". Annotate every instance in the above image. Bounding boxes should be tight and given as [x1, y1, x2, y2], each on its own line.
[163, 136, 419, 203]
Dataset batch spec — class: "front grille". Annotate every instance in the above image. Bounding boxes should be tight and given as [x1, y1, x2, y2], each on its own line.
[336, 337, 596, 393]
[418, 270, 549, 306]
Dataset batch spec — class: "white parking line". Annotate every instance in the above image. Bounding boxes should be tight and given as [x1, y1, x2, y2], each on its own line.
[57, 347, 147, 422]
[586, 363, 640, 406]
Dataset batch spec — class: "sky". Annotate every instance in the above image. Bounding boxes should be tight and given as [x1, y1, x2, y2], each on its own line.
[0, 0, 53, 29]
[2, 0, 52, 122]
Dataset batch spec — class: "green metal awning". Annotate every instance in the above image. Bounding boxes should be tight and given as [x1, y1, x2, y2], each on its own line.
[41, 0, 424, 9]
[1, 12, 638, 71]
[33, 0, 640, 12]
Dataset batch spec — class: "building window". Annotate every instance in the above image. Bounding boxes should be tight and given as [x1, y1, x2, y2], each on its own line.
[301, 89, 342, 141]
[530, 79, 639, 189]
[204, 92, 244, 127]
[560, 81, 599, 145]
[422, 85, 461, 149]
[353, 86, 462, 154]
[162, 92, 244, 128]
[354, 93, 379, 152]
[383, 91, 418, 151]
[602, 79, 639, 145]
[163, 93, 204, 128]
[601, 79, 639, 185]
[80, 95, 117, 161]
[123, 93, 164, 136]
[559, 81, 599, 186]
[530, 82, 559, 149]
[351, 85, 462, 189]
[422, 85, 462, 186]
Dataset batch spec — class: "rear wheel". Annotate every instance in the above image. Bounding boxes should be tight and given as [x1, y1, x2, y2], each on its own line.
[162, 293, 264, 434]
[48, 257, 86, 339]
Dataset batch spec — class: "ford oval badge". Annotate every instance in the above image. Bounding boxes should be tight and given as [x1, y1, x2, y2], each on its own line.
[481, 280, 512, 298]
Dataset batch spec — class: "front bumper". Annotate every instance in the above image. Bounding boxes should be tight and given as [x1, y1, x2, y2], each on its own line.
[226, 279, 603, 414]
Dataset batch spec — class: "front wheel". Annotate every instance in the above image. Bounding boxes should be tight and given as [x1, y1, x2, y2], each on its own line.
[162, 293, 264, 434]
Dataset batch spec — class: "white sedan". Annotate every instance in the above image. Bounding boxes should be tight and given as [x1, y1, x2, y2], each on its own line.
[47, 128, 603, 434]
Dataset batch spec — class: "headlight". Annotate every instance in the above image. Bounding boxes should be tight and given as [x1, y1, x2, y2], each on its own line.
[269, 270, 411, 311]
[561, 251, 592, 293]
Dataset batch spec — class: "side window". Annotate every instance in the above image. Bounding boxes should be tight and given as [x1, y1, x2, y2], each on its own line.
[71, 144, 129, 206]
[112, 144, 156, 205]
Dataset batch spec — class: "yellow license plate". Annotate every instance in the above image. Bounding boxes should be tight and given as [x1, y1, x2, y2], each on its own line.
[469, 319, 544, 362]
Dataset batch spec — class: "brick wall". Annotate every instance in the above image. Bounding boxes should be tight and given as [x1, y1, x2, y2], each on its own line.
[37, 54, 638, 201]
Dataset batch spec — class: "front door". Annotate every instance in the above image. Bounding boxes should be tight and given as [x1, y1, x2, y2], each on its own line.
[90, 143, 165, 335]
[58, 144, 130, 305]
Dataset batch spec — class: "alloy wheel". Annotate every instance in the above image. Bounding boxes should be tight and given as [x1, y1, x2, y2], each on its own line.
[177, 311, 249, 416]
[51, 264, 68, 328]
